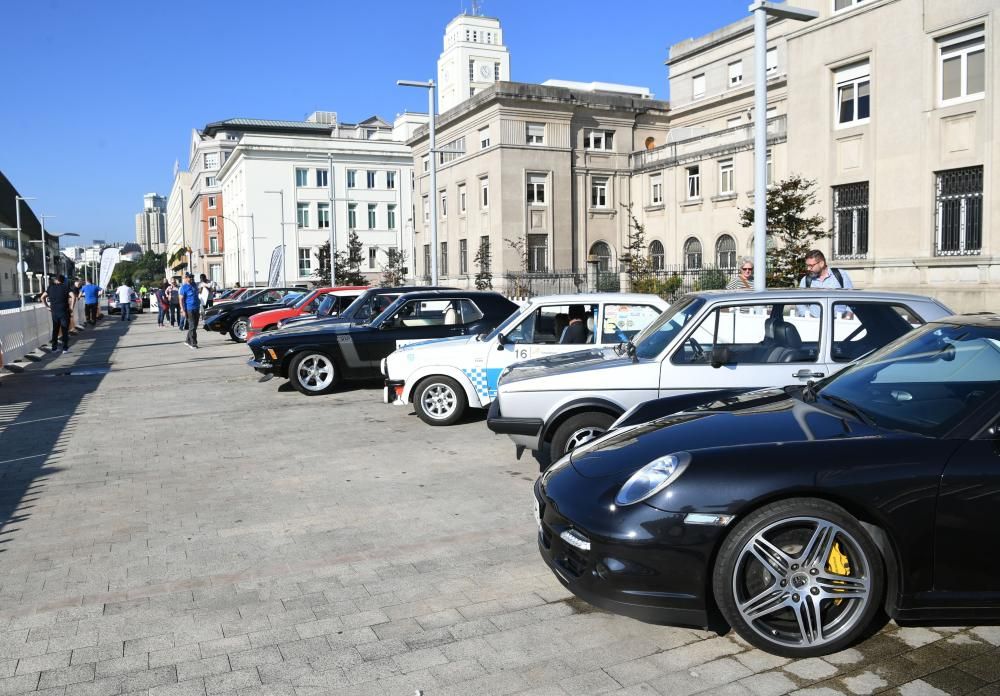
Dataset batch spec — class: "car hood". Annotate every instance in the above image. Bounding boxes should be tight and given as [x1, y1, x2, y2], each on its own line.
[251, 306, 295, 327]
[499, 347, 621, 385]
[251, 318, 367, 346]
[395, 334, 477, 354]
[570, 390, 880, 479]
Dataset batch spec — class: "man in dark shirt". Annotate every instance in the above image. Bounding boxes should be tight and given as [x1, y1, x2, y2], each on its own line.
[559, 305, 591, 344]
[40, 274, 74, 353]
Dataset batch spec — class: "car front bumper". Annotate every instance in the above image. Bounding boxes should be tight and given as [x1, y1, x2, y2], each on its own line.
[384, 380, 405, 405]
[487, 398, 542, 448]
[534, 477, 720, 630]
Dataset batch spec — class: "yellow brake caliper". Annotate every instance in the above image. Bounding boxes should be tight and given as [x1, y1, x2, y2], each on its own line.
[825, 541, 851, 605]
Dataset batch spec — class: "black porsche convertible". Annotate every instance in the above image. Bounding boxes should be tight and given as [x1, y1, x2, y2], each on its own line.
[534, 314, 1000, 657]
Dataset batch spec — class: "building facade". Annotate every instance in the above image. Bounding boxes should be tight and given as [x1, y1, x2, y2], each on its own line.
[214, 112, 423, 287]
[408, 82, 669, 286]
[134, 193, 167, 254]
[166, 170, 191, 278]
[437, 13, 511, 113]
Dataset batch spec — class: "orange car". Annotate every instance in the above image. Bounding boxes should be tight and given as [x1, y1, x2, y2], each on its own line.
[245, 286, 367, 342]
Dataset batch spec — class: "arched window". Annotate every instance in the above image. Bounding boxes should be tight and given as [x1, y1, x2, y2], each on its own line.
[649, 240, 665, 271]
[716, 234, 737, 269]
[589, 241, 613, 272]
[683, 238, 702, 270]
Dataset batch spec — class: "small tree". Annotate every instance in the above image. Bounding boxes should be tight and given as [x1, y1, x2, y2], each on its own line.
[316, 231, 367, 286]
[622, 203, 653, 288]
[379, 248, 407, 287]
[739, 175, 828, 287]
[504, 236, 531, 297]
[473, 238, 493, 290]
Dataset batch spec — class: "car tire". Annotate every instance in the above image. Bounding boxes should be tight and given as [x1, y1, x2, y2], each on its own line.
[713, 497, 884, 658]
[229, 317, 250, 342]
[288, 351, 339, 396]
[414, 376, 467, 426]
[549, 412, 616, 463]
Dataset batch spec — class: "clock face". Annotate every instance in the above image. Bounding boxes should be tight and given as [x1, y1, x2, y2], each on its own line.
[479, 63, 492, 80]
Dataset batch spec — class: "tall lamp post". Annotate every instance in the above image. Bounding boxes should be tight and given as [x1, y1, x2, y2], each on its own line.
[397, 79, 438, 285]
[14, 195, 36, 307]
[749, 1, 817, 291]
[239, 213, 261, 287]
[264, 190, 287, 286]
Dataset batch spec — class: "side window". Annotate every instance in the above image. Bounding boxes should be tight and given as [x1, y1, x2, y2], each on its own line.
[671, 304, 822, 364]
[504, 304, 597, 345]
[458, 299, 484, 324]
[831, 303, 924, 363]
[263, 291, 281, 303]
[601, 304, 661, 343]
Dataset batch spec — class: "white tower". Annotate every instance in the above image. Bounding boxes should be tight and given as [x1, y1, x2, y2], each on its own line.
[436, 10, 510, 114]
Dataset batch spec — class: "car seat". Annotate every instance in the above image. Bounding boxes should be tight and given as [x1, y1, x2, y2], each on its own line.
[586, 314, 595, 343]
[443, 305, 459, 325]
[553, 313, 568, 342]
[764, 322, 805, 363]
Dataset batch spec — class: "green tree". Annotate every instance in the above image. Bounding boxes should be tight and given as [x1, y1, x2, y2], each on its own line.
[504, 236, 531, 297]
[621, 203, 653, 288]
[379, 248, 407, 287]
[473, 238, 493, 290]
[739, 175, 828, 287]
[316, 231, 367, 286]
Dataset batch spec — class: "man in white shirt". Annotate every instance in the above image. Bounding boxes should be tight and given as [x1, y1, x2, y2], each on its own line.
[116, 282, 135, 322]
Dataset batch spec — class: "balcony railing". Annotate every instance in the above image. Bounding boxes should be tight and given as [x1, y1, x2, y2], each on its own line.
[631, 115, 787, 171]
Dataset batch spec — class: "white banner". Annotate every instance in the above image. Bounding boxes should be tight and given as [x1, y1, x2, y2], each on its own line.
[98, 247, 120, 290]
[267, 246, 283, 287]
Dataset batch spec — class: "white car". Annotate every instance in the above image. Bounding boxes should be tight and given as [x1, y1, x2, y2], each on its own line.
[487, 289, 954, 464]
[382, 293, 669, 425]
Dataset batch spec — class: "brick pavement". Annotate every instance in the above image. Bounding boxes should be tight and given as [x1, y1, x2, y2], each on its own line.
[0, 313, 998, 695]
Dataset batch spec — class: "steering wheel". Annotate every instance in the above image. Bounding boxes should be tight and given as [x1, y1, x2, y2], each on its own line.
[688, 337, 706, 362]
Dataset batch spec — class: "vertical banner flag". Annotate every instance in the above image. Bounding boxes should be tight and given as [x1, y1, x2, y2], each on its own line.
[98, 247, 120, 290]
[267, 246, 283, 287]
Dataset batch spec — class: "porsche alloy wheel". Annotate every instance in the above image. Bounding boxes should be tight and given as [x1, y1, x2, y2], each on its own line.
[414, 376, 467, 426]
[714, 498, 884, 657]
[289, 352, 338, 395]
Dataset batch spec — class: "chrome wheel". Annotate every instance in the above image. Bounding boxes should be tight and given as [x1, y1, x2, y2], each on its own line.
[232, 319, 249, 341]
[732, 516, 872, 651]
[420, 382, 458, 420]
[296, 354, 335, 392]
[566, 426, 605, 451]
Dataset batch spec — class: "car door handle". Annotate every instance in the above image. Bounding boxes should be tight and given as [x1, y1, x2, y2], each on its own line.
[793, 369, 825, 379]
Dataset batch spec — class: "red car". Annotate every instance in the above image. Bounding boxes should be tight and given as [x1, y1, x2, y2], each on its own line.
[245, 286, 368, 342]
[213, 287, 254, 305]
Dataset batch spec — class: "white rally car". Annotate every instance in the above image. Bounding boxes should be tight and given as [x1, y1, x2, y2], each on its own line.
[382, 293, 668, 425]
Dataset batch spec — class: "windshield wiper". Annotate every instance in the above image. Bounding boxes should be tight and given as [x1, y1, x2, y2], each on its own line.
[822, 394, 877, 428]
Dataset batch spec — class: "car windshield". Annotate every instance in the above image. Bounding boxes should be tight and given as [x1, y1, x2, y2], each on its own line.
[633, 295, 705, 360]
[282, 293, 302, 306]
[355, 293, 404, 324]
[817, 322, 1000, 437]
[292, 292, 317, 310]
[483, 304, 529, 341]
[315, 295, 336, 315]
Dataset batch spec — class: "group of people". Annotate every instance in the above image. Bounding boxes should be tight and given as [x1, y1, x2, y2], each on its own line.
[150, 273, 213, 348]
[38, 275, 103, 353]
[725, 249, 853, 291]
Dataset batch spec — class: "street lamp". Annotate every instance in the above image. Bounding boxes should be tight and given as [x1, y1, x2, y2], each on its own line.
[749, 0, 817, 291]
[13, 195, 36, 308]
[305, 153, 340, 286]
[264, 190, 287, 286]
[397, 79, 438, 285]
[201, 215, 241, 286]
[239, 213, 263, 288]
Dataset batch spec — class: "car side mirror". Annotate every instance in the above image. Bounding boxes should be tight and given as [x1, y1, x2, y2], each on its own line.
[496, 333, 507, 351]
[711, 346, 734, 369]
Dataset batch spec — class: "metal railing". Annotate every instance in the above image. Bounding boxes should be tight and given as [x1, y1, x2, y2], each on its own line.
[631, 115, 787, 171]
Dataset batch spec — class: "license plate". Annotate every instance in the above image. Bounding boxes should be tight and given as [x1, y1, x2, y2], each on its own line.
[533, 496, 542, 531]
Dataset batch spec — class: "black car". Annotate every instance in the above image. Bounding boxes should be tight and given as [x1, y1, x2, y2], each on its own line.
[248, 290, 518, 395]
[534, 315, 1000, 657]
[274, 286, 450, 332]
[202, 287, 305, 341]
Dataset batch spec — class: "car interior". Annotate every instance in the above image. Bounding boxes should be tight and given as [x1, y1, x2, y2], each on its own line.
[385, 299, 483, 328]
[505, 305, 598, 345]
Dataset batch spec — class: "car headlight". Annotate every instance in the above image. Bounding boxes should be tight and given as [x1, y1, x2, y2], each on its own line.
[615, 453, 691, 506]
[380, 358, 387, 376]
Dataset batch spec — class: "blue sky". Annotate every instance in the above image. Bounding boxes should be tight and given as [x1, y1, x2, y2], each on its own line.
[0, 0, 750, 243]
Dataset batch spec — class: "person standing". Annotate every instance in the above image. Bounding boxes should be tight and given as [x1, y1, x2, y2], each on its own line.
[179, 271, 201, 349]
[68, 279, 83, 333]
[727, 257, 754, 290]
[198, 274, 212, 312]
[116, 282, 134, 321]
[40, 274, 74, 353]
[155, 282, 168, 327]
[81, 279, 101, 325]
[167, 279, 180, 327]
[800, 249, 854, 289]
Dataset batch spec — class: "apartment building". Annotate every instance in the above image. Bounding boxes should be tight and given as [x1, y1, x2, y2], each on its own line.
[187, 130, 238, 284]
[408, 81, 669, 285]
[166, 170, 191, 277]
[636, 0, 995, 311]
[134, 192, 167, 254]
[214, 112, 423, 286]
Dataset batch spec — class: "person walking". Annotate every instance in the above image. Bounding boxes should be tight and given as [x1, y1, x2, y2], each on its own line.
[154, 282, 168, 327]
[179, 271, 201, 349]
[727, 257, 754, 290]
[800, 249, 854, 289]
[116, 282, 134, 321]
[68, 278, 83, 333]
[40, 274, 74, 353]
[81, 278, 101, 325]
[198, 274, 212, 312]
[167, 279, 180, 327]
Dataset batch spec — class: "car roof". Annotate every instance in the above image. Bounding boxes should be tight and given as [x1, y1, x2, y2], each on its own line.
[521, 293, 669, 305]
[930, 313, 1000, 329]
[691, 288, 948, 304]
[389, 290, 508, 301]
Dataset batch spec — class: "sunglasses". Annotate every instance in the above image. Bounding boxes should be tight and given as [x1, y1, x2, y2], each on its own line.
[740, 267, 753, 272]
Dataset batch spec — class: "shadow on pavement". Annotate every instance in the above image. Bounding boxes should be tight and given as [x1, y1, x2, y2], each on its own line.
[0, 317, 128, 550]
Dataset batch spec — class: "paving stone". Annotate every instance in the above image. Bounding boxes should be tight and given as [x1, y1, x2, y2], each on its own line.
[15, 650, 71, 675]
[203, 668, 260, 694]
[175, 657, 230, 682]
[739, 671, 798, 696]
[226, 647, 282, 671]
[37, 664, 96, 690]
[783, 658, 838, 681]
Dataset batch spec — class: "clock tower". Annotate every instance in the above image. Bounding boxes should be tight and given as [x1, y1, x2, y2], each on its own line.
[436, 11, 510, 114]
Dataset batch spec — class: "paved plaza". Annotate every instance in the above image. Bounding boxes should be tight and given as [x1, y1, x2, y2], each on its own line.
[1, 315, 999, 696]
